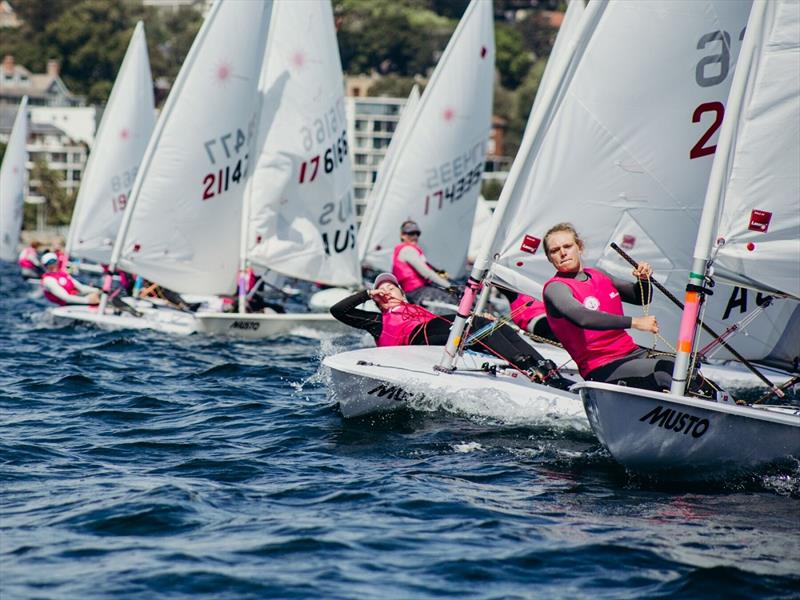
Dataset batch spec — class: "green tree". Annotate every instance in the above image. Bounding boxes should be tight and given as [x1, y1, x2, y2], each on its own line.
[495, 25, 533, 89]
[31, 159, 74, 226]
[367, 75, 420, 98]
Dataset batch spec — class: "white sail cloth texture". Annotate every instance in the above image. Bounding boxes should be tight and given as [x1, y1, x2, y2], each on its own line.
[479, 0, 794, 364]
[359, 0, 495, 278]
[0, 96, 28, 262]
[711, 0, 800, 300]
[66, 22, 156, 265]
[115, 1, 273, 295]
[243, 0, 359, 287]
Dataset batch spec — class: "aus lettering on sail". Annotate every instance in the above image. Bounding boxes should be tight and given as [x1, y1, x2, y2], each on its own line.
[423, 139, 486, 215]
[294, 96, 355, 257]
[689, 26, 746, 160]
[201, 117, 256, 201]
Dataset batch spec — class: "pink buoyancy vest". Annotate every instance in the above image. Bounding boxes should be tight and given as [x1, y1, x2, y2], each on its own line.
[377, 303, 438, 347]
[510, 294, 546, 332]
[18, 247, 38, 270]
[41, 271, 79, 306]
[543, 268, 638, 377]
[392, 242, 428, 293]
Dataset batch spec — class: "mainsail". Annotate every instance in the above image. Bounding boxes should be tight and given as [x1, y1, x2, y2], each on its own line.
[0, 95, 28, 262]
[244, 0, 359, 287]
[464, 0, 793, 365]
[671, 0, 799, 385]
[112, 0, 273, 295]
[710, 0, 800, 300]
[66, 21, 156, 265]
[359, 0, 495, 278]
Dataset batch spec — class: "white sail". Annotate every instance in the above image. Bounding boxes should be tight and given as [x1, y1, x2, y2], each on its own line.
[359, 0, 495, 278]
[244, 0, 359, 286]
[710, 0, 800, 300]
[357, 84, 421, 264]
[472, 0, 796, 366]
[0, 95, 28, 262]
[113, 0, 273, 295]
[66, 22, 156, 265]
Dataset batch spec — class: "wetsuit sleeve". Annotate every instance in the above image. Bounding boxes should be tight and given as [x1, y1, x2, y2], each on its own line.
[329, 290, 382, 339]
[397, 246, 450, 288]
[71, 277, 100, 295]
[42, 278, 94, 305]
[544, 281, 633, 330]
[602, 270, 653, 305]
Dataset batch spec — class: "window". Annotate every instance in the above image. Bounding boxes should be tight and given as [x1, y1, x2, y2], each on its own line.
[355, 136, 367, 148]
[354, 171, 368, 183]
[71, 152, 82, 163]
[354, 188, 367, 199]
[50, 152, 67, 163]
[372, 138, 389, 150]
[354, 119, 367, 132]
[71, 171, 81, 181]
[354, 153, 367, 165]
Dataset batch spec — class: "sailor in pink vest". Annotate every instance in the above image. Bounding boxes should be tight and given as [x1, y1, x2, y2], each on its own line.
[497, 287, 556, 342]
[391, 220, 459, 306]
[330, 272, 573, 388]
[18, 240, 43, 280]
[540, 222, 678, 391]
[40, 252, 101, 306]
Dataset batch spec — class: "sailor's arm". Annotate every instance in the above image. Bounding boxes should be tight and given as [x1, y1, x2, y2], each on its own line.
[42, 277, 95, 305]
[330, 290, 382, 337]
[397, 246, 450, 288]
[544, 281, 657, 333]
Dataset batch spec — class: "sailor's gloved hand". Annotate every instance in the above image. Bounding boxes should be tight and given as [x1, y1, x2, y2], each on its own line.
[445, 285, 464, 297]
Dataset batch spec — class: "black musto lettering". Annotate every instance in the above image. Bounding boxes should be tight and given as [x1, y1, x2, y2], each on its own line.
[366, 384, 425, 403]
[639, 405, 710, 438]
[230, 321, 260, 331]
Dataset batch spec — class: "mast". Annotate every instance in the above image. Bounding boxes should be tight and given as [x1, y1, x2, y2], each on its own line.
[670, 0, 767, 395]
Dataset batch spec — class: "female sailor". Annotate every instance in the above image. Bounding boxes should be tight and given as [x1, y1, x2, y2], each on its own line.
[40, 252, 101, 306]
[392, 220, 459, 306]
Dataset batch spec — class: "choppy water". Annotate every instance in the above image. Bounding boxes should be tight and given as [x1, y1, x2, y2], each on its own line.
[1, 262, 798, 599]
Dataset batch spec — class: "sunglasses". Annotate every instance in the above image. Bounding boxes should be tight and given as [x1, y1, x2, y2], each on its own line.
[404, 231, 421, 236]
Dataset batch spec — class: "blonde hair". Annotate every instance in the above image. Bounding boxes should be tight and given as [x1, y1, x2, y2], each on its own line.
[543, 222, 584, 254]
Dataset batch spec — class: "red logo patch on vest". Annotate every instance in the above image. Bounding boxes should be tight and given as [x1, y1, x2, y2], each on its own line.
[748, 209, 772, 233]
[520, 235, 541, 254]
[621, 234, 636, 250]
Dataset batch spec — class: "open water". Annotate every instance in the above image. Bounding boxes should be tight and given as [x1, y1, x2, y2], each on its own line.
[1, 261, 798, 599]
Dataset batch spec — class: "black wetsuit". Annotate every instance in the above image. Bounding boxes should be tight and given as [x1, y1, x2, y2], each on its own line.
[330, 290, 547, 371]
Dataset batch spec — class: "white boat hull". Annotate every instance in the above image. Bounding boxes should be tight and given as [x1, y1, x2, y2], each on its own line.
[49, 303, 197, 335]
[193, 311, 352, 339]
[576, 382, 800, 478]
[323, 345, 590, 429]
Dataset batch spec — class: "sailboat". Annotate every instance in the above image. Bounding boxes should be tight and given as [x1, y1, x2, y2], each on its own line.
[50, 0, 274, 335]
[357, 0, 495, 281]
[193, 0, 361, 339]
[323, 0, 780, 421]
[324, 0, 584, 420]
[576, 0, 800, 478]
[0, 95, 28, 264]
[64, 21, 156, 271]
